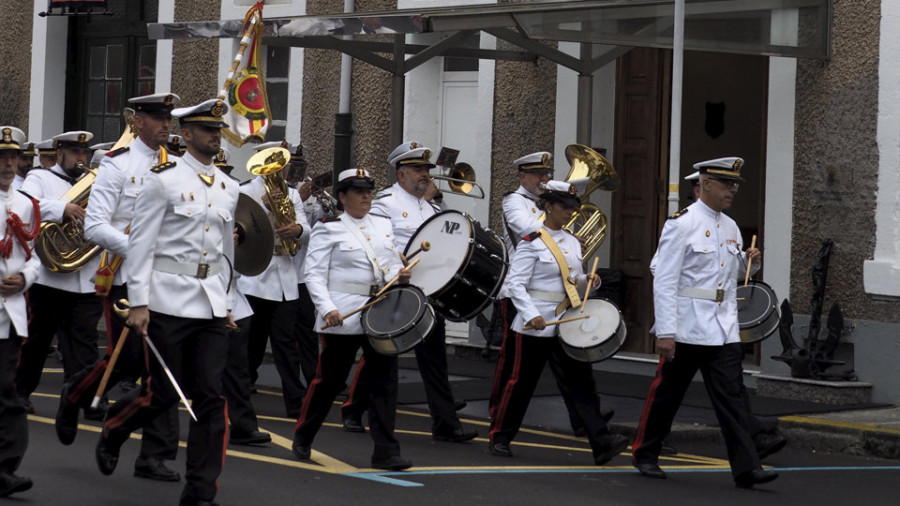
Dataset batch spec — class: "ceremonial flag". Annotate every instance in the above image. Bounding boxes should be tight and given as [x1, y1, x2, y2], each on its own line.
[220, 2, 272, 147]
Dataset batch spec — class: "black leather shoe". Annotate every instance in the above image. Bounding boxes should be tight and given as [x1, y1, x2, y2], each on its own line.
[660, 439, 678, 455]
[342, 418, 366, 433]
[83, 400, 108, 422]
[371, 455, 412, 471]
[292, 439, 311, 460]
[735, 468, 779, 489]
[454, 400, 468, 411]
[0, 472, 33, 497]
[601, 409, 615, 423]
[95, 435, 120, 476]
[20, 396, 34, 414]
[573, 426, 586, 438]
[229, 428, 271, 445]
[755, 432, 787, 460]
[433, 427, 478, 443]
[636, 462, 667, 479]
[179, 494, 220, 506]
[488, 442, 513, 457]
[594, 434, 629, 465]
[134, 456, 180, 482]
[55, 383, 80, 445]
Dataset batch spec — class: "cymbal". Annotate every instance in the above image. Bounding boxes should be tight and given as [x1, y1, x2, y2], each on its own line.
[234, 193, 274, 276]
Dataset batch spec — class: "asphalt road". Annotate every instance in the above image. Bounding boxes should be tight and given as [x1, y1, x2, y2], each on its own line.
[15, 365, 900, 505]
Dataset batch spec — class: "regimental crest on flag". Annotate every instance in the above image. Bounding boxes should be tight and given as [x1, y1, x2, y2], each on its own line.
[220, 3, 272, 147]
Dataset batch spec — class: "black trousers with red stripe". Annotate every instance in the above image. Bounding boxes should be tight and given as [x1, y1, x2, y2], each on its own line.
[0, 327, 27, 474]
[340, 316, 463, 435]
[223, 316, 260, 434]
[62, 284, 179, 460]
[488, 298, 585, 432]
[632, 342, 760, 479]
[489, 332, 616, 460]
[102, 312, 228, 502]
[295, 333, 400, 459]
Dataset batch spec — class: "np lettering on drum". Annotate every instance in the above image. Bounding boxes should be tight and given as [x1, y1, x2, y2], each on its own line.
[442, 220, 462, 235]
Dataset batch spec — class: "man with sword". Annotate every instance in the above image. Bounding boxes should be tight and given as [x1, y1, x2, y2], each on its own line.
[94, 98, 240, 506]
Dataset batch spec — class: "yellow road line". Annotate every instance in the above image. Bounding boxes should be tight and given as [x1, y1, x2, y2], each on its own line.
[780, 415, 900, 435]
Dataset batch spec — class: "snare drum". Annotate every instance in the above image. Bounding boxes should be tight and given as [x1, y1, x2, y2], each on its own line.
[558, 299, 626, 363]
[404, 210, 508, 322]
[361, 285, 435, 356]
[736, 280, 780, 343]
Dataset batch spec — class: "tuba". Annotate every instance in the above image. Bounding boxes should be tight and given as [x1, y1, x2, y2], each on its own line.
[35, 109, 137, 273]
[555, 144, 620, 262]
[247, 147, 300, 257]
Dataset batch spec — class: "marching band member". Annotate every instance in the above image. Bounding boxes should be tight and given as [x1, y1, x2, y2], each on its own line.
[490, 151, 595, 438]
[340, 141, 477, 443]
[292, 168, 413, 471]
[95, 99, 239, 506]
[0, 126, 41, 497]
[632, 158, 778, 488]
[239, 141, 311, 418]
[14, 141, 34, 190]
[34, 139, 56, 169]
[17, 130, 104, 413]
[489, 180, 627, 464]
[57, 94, 183, 482]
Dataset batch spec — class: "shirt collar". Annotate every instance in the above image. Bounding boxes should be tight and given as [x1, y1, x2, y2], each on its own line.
[182, 152, 215, 175]
[131, 137, 157, 157]
[517, 185, 540, 201]
[393, 182, 426, 205]
[694, 199, 721, 219]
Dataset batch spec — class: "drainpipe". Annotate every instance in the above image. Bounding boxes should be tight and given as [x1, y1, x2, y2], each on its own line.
[667, 0, 685, 215]
[334, 0, 354, 177]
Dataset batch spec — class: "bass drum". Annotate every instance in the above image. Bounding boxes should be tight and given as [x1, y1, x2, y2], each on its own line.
[736, 280, 780, 343]
[558, 298, 626, 363]
[361, 285, 434, 356]
[404, 210, 508, 322]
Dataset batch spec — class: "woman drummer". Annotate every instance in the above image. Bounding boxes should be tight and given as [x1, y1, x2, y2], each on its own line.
[488, 180, 628, 464]
[292, 168, 414, 471]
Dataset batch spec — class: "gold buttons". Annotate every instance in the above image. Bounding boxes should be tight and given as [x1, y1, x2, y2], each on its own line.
[402, 211, 408, 218]
[208, 202, 212, 207]
[203, 251, 208, 256]
[705, 230, 710, 237]
[720, 242, 723, 247]
[718, 281, 722, 287]
[721, 262, 724, 267]
[205, 226, 209, 232]
[187, 211, 191, 216]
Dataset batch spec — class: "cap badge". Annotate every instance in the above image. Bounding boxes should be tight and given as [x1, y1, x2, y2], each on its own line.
[78, 133, 87, 143]
[568, 184, 576, 195]
[1, 128, 10, 142]
[423, 149, 431, 161]
[733, 159, 743, 171]
[211, 101, 225, 117]
[356, 168, 366, 178]
[164, 95, 173, 106]
[410, 142, 417, 149]
[280, 140, 289, 149]
[215, 149, 225, 163]
[541, 153, 549, 165]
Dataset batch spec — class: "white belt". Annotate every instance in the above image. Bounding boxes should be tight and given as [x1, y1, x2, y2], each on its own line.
[153, 258, 222, 280]
[678, 287, 725, 302]
[527, 289, 566, 303]
[329, 280, 379, 296]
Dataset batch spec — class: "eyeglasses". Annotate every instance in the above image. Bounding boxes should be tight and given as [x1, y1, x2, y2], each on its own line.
[712, 178, 739, 189]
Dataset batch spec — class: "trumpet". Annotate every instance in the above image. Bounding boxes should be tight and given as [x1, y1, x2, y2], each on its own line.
[431, 162, 485, 199]
[304, 172, 338, 217]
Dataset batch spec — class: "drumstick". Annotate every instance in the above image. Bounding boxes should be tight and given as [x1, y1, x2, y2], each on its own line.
[581, 257, 599, 313]
[373, 257, 421, 298]
[320, 295, 387, 330]
[744, 235, 757, 287]
[523, 314, 591, 330]
[405, 241, 431, 261]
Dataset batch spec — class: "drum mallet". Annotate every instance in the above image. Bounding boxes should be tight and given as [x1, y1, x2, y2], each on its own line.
[373, 257, 421, 298]
[581, 257, 600, 313]
[743, 235, 757, 287]
[91, 299, 132, 409]
[523, 314, 592, 330]
[320, 295, 387, 330]
[405, 241, 431, 261]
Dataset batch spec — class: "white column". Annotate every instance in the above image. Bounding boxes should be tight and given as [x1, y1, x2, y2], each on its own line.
[864, 0, 900, 296]
[28, 2, 69, 141]
[156, 0, 175, 93]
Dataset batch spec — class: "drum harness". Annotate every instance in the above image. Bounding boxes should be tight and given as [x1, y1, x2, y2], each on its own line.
[533, 228, 582, 315]
[331, 213, 388, 296]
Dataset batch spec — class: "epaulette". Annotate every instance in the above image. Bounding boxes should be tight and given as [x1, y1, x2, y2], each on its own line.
[151, 161, 176, 173]
[503, 190, 516, 197]
[369, 212, 390, 220]
[321, 216, 340, 223]
[239, 179, 252, 186]
[523, 230, 541, 242]
[106, 146, 129, 158]
[374, 191, 391, 200]
[668, 207, 689, 220]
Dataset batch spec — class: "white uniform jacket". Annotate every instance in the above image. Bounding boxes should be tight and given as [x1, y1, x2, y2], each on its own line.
[230, 272, 253, 322]
[507, 228, 592, 338]
[498, 186, 543, 299]
[12, 174, 25, 191]
[126, 153, 239, 319]
[651, 200, 759, 345]
[20, 165, 101, 293]
[236, 177, 310, 301]
[0, 189, 42, 338]
[84, 138, 166, 285]
[294, 195, 325, 284]
[371, 182, 440, 251]
[304, 214, 402, 335]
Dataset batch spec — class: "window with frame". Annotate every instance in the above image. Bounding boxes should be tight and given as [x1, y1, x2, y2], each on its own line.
[263, 45, 290, 142]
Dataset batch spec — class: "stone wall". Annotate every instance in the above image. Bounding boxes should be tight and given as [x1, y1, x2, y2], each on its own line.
[0, 0, 34, 128]
[172, 0, 220, 108]
[791, 0, 885, 321]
